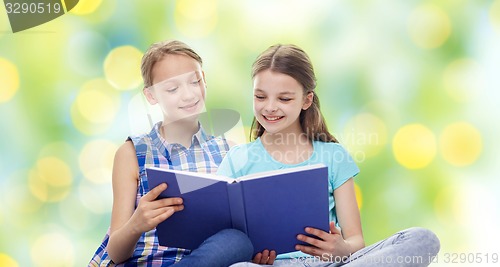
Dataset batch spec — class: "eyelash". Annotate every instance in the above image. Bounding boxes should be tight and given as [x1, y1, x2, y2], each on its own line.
[165, 79, 201, 93]
[254, 95, 292, 102]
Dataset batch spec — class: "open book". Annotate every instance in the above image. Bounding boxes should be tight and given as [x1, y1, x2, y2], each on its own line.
[146, 164, 329, 255]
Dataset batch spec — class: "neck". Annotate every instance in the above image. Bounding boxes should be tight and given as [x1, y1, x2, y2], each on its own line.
[261, 131, 310, 147]
[261, 121, 306, 145]
[160, 118, 199, 148]
[260, 128, 313, 165]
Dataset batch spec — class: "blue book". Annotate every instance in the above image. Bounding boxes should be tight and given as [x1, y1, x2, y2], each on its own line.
[146, 164, 329, 255]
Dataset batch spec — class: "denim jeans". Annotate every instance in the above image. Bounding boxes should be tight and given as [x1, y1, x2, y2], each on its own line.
[174, 229, 254, 267]
[230, 227, 440, 267]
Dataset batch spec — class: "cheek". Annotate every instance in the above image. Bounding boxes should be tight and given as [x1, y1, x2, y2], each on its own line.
[253, 100, 263, 112]
[198, 86, 206, 99]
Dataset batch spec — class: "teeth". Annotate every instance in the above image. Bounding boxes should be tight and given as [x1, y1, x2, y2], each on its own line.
[265, 116, 282, 121]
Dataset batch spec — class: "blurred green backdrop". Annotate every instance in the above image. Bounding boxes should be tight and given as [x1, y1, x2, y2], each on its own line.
[1, 0, 499, 266]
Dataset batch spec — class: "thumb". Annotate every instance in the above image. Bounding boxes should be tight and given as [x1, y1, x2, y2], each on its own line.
[143, 183, 167, 201]
[329, 221, 341, 235]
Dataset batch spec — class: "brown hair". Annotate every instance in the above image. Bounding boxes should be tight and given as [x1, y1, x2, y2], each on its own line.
[141, 40, 203, 88]
[250, 44, 338, 143]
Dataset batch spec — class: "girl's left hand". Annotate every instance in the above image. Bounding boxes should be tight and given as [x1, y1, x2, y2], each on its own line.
[295, 222, 352, 261]
[252, 249, 277, 265]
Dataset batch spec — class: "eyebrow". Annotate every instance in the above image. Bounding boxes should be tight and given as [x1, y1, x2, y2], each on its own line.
[254, 89, 297, 95]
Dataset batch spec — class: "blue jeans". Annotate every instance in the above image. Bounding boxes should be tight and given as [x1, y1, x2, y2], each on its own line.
[175, 229, 254, 267]
[230, 227, 440, 267]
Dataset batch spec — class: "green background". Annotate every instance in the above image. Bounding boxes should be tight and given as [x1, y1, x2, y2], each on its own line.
[1, 0, 499, 266]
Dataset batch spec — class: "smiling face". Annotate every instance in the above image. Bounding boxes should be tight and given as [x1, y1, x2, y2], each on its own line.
[253, 69, 313, 136]
[144, 54, 206, 123]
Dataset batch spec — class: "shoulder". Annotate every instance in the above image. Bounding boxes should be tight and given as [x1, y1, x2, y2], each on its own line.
[114, 141, 139, 171]
[313, 141, 359, 172]
[314, 140, 346, 151]
[128, 132, 152, 146]
[115, 140, 136, 159]
[313, 141, 352, 158]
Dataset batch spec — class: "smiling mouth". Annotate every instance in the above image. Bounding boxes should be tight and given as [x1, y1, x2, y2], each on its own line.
[180, 100, 199, 110]
[263, 115, 284, 122]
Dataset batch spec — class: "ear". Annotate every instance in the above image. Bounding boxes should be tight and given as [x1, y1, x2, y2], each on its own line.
[202, 71, 207, 87]
[143, 87, 158, 105]
[302, 92, 314, 110]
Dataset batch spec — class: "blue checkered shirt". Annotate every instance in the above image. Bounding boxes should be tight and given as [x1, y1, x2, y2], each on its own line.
[89, 122, 230, 266]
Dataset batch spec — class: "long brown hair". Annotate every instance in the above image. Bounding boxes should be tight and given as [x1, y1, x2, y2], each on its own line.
[250, 44, 338, 143]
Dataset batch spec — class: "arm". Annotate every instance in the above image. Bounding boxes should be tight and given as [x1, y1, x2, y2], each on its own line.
[106, 141, 184, 264]
[296, 178, 364, 259]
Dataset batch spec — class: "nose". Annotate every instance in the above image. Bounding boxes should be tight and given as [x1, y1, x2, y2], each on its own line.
[180, 83, 196, 102]
[264, 99, 278, 113]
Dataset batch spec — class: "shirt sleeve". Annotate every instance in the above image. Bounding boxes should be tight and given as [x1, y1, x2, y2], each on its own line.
[330, 144, 360, 190]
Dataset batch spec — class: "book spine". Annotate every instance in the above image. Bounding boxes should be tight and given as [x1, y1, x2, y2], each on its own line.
[227, 182, 248, 234]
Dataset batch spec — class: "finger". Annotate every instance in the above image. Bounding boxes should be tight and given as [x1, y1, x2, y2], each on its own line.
[151, 207, 176, 225]
[148, 205, 184, 218]
[295, 244, 324, 257]
[143, 183, 168, 201]
[150, 197, 183, 209]
[252, 252, 262, 264]
[305, 227, 331, 241]
[297, 233, 326, 248]
[268, 250, 277, 264]
[260, 250, 270, 264]
[329, 222, 341, 235]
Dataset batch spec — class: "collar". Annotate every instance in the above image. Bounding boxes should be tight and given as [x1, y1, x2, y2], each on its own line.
[150, 121, 211, 150]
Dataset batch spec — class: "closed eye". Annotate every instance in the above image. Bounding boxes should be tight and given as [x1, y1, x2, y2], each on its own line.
[255, 95, 266, 100]
[191, 79, 202, 85]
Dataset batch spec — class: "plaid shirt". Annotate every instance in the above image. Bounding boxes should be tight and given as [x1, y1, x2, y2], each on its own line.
[89, 122, 230, 266]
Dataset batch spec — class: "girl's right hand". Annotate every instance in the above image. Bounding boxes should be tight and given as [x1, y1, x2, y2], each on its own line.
[252, 249, 276, 265]
[129, 183, 184, 233]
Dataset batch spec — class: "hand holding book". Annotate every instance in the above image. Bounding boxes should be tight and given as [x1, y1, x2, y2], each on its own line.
[146, 164, 330, 255]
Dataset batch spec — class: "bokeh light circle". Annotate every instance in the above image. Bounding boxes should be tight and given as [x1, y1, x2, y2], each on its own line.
[175, 0, 218, 38]
[0, 58, 20, 103]
[408, 4, 451, 49]
[79, 139, 118, 184]
[69, 0, 103, 15]
[491, 0, 500, 33]
[342, 113, 388, 158]
[104, 46, 143, 90]
[28, 157, 73, 202]
[78, 180, 112, 214]
[439, 122, 482, 166]
[71, 79, 120, 135]
[0, 254, 18, 267]
[30, 232, 74, 267]
[392, 124, 436, 169]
